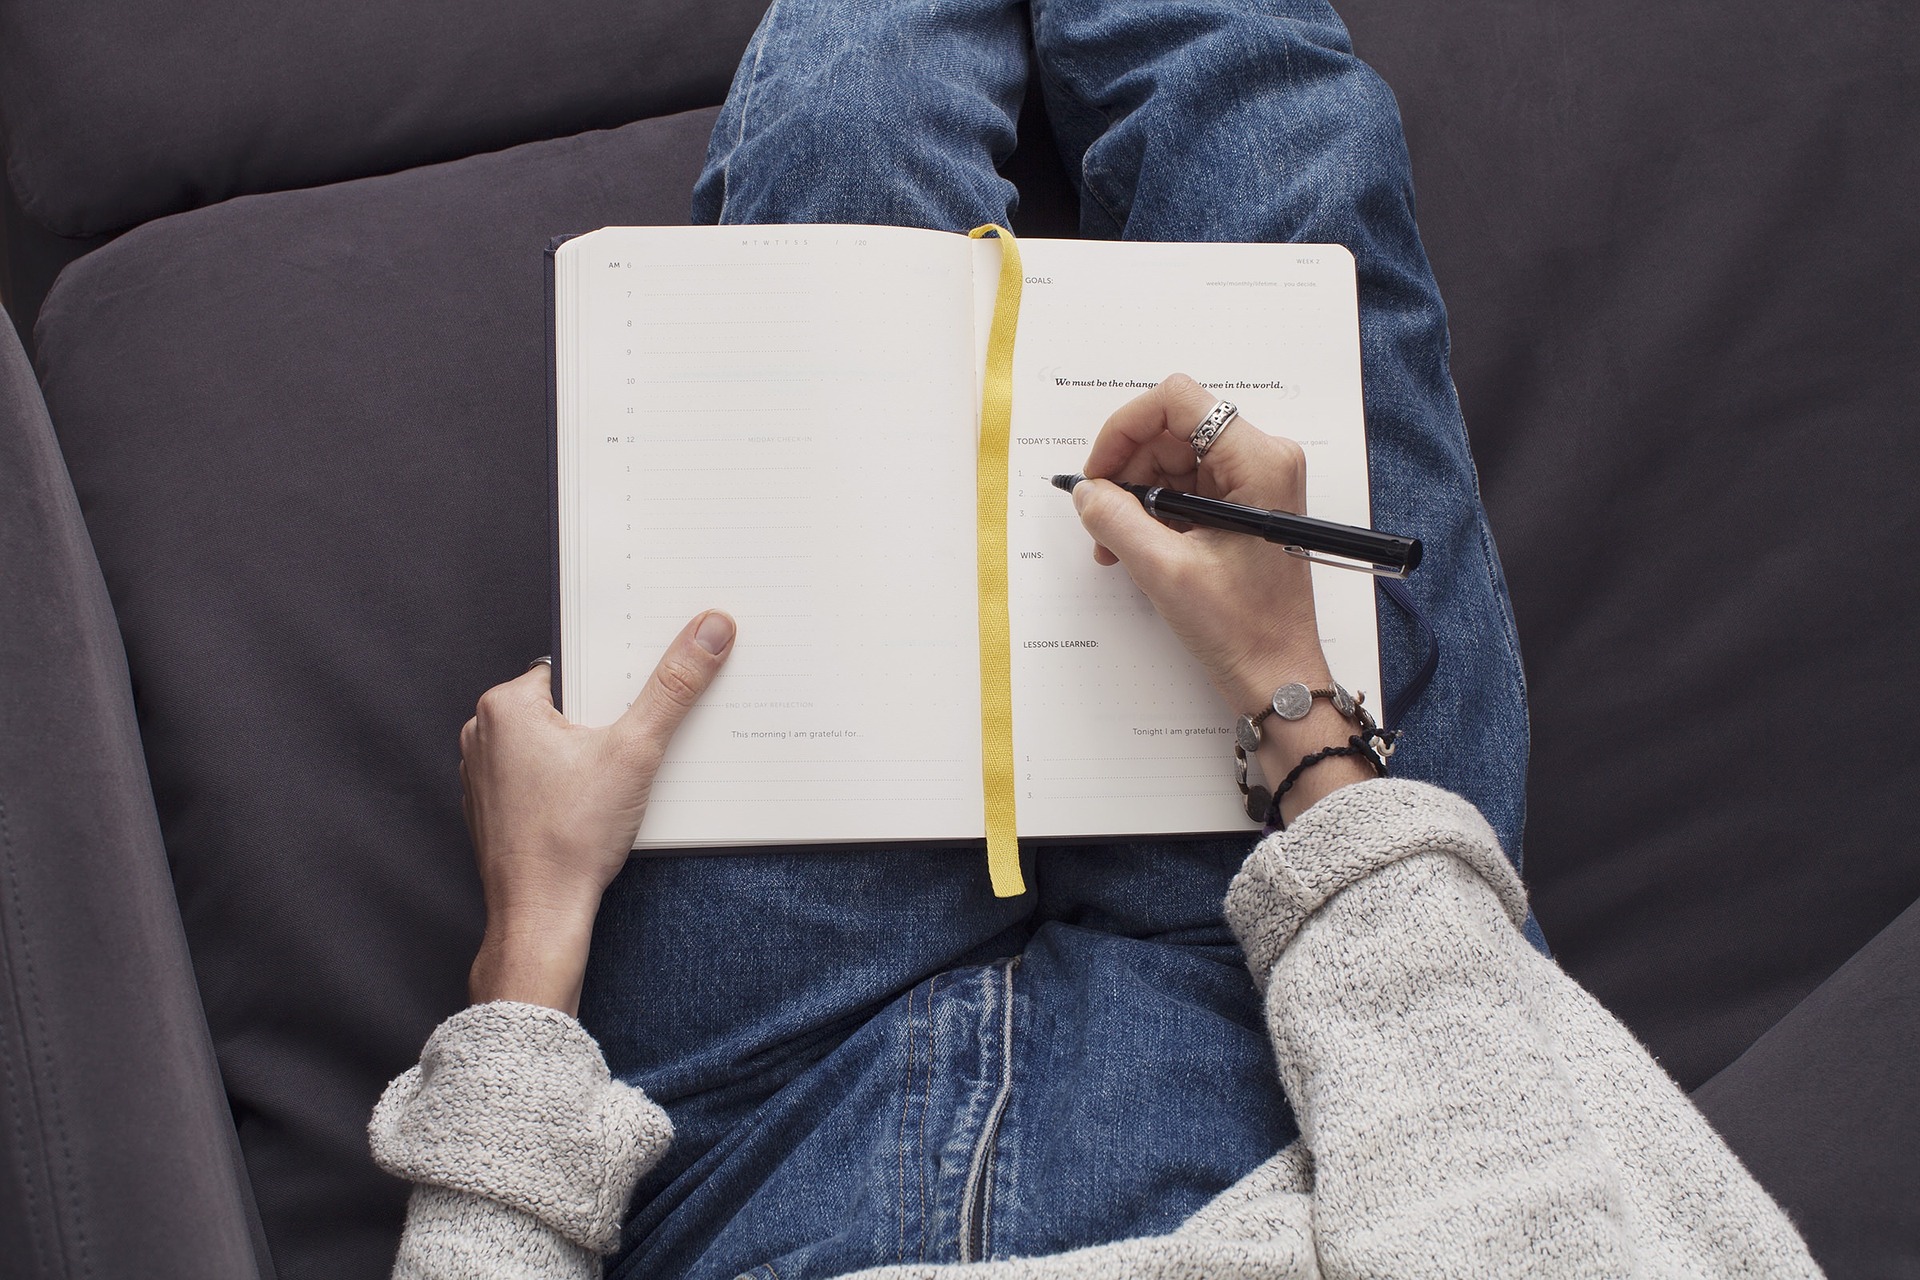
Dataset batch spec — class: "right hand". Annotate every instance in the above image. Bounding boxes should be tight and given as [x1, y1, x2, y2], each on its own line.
[1071, 373, 1334, 717]
[1072, 375, 1377, 824]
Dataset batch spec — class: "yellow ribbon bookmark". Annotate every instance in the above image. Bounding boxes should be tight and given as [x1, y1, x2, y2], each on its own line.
[969, 223, 1025, 898]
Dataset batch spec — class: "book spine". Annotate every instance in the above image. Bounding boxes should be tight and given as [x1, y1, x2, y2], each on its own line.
[545, 235, 573, 714]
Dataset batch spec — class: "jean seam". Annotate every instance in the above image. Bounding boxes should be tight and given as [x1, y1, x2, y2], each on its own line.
[1476, 515, 1527, 718]
[1076, 134, 1130, 235]
[894, 977, 916, 1265]
[982, 957, 1018, 1260]
[957, 955, 1018, 1262]
[918, 971, 940, 1262]
[720, 0, 781, 224]
[1028, 43, 1127, 234]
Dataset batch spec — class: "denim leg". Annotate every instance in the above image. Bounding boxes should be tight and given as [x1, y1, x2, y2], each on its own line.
[590, 4, 1041, 1113]
[593, 4, 1047, 1276]
[598, 3, 1538, 1274]
[975, 2, 1539, 1256]
[1029, 0, 1532, 870]
[691, 0, 1030, 231]
[607, 955, 1032, 1280]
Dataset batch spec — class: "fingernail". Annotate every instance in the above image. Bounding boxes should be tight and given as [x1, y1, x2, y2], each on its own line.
[1072, 481, 1092, 513]
[695, 612, 735, 655]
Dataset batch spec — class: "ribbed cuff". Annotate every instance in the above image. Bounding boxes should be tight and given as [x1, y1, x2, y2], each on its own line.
[1225, 779, 1528, 993]
[370, 1000, 672, 1255]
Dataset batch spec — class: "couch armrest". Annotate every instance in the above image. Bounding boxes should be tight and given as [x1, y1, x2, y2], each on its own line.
[1694, 896, 1920, 1278]
[0, 321, 268, 1278]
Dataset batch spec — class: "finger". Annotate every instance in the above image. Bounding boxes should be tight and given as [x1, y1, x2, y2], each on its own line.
[1110, 432, 1197, 488]
[616, 610, 736, 748]
[1202, 428, 1309, 512]
[1084, 374, 1217, 481]
[1172, 400, 1306, 509]
[470, 664, 558, 736]
[1071, 479, 1183, 588]
[507, 660, 557, 708]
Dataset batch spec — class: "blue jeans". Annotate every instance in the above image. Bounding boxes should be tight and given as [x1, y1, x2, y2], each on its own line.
[584, 2, 1532, 1276]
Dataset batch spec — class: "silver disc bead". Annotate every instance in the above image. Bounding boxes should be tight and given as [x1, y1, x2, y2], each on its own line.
[1270, 682, 1314, 720]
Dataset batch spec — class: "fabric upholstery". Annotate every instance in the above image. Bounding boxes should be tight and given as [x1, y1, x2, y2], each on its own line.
[18, 1, 1920, 1276]
[1, 177, 110, 359]
[1341, 0, 1920, 1092]
[0, 318, 268, 1277]
[33, 108, 718, 1280]
[1695, 897, 1920, 1279]
[0, 0, 770, 238]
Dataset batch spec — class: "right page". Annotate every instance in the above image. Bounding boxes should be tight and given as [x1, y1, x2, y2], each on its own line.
[979, 238, 1380, 840]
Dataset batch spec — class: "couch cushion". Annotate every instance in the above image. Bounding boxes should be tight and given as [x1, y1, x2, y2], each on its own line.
[35, 107, 718, 1280]
[0, 0, 768, 238]
[1341, 0, 1920, 1092]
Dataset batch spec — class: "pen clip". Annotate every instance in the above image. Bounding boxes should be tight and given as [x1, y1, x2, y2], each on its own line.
[1281, 546, 1413, 580]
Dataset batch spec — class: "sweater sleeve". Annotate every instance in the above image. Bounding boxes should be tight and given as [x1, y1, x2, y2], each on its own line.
[368, 1001, 674, 1280]
[1225, 778, 1822, 1279]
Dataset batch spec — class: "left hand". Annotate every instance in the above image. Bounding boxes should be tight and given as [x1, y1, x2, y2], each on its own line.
[459, 610, 736, 1014]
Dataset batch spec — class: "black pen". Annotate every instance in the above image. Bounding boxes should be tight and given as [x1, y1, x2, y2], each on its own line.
[1049, 474, 1422, 578]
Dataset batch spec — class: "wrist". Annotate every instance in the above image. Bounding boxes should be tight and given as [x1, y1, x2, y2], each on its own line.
[469, 905, 597, 1015]
[1219, 651, 1335, 727]
[1253, 725, 1378, 826]
[1246, 702, 1382, 827]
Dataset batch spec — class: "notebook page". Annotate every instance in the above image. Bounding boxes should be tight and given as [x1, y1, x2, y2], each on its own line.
[558, 225, 984, 847]
[969, 238, 1380, 839]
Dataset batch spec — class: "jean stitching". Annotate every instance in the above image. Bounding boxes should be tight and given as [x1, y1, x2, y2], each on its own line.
[1476, 512, 1528, 719]
[917, 971, 939, 1262]
[957, 956, 1017, 1262]
[894, 978, 916, 1265]
[982, 956, 1018, 1261]
[721, 0, 780, 223]
[953, 964, 995, 1260]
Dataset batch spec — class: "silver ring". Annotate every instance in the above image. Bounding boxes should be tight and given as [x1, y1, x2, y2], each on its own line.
[527, 656, 552, 670]
[1190, 400, 1239, 466]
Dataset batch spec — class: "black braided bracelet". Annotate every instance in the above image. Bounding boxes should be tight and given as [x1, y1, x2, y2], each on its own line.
[1260, 735, 1388, 832]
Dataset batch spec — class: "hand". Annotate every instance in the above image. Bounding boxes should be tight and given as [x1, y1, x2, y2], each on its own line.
[1073, 373, 1331, 712]
[1072, 374, 1374, 820]
[459, 610, 736, 1013]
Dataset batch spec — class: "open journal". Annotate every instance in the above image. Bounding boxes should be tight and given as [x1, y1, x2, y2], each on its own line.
[550, 224, 1379, 850]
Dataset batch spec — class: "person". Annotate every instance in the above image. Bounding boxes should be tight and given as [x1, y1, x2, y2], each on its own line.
[368, 2, 1823, 1277]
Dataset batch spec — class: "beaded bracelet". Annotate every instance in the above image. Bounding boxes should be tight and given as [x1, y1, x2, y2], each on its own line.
[1234, 689, 1397, 823]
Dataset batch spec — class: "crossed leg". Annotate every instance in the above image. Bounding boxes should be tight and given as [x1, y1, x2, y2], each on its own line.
[587, 3, 1530, 1275]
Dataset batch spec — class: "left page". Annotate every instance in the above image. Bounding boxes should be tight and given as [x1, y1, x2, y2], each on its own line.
[555, 225, 985, 848]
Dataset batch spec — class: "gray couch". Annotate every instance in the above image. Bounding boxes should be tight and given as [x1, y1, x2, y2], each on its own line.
[3, 2, 1916, 1278]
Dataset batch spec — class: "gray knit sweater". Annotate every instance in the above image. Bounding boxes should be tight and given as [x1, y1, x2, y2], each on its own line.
[370, 780, 1823, 1278]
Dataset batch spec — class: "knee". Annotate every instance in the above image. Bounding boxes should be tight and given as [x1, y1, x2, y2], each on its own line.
[1145, 13, 1405, 158]
[711, 31, 1022, 229]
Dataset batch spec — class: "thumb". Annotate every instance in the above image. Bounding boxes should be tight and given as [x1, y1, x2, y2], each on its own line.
[1072, 479, 1181, 587]
[616, 610, 736, 748]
